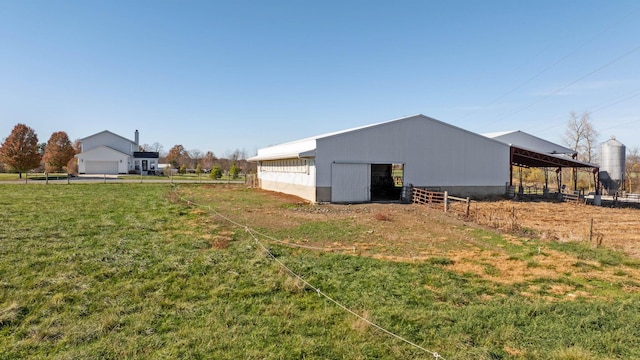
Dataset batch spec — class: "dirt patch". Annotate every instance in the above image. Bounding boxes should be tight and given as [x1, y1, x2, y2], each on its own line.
[176, 187, 640, 293]
[464, 200, 640, 258]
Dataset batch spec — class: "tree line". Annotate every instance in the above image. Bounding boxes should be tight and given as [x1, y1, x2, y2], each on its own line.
[160, 145, 255, 177]
[0, 123, 256, 178]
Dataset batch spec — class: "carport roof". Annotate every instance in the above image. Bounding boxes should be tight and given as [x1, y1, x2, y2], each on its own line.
[511, 145, 598, 169]
[484, 130, 597, 169]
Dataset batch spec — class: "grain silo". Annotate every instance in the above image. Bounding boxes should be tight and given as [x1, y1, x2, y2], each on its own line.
[599, 136, 626, 195]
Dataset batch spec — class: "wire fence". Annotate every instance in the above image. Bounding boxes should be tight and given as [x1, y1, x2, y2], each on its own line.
[173, 186, 447, 360]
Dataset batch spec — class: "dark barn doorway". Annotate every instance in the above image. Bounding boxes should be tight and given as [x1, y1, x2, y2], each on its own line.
[371, 164, 404, 201]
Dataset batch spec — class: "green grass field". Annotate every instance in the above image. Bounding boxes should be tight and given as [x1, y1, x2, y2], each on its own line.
[1, 184, 639, 359]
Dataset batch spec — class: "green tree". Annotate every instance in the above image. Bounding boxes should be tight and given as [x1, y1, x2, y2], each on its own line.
[196, 163, 202, 175]
[210, 164, 222, 179]
[179, 164, 186, 175]
[230, 162, 240, 179]
[0, 123, 41, 178]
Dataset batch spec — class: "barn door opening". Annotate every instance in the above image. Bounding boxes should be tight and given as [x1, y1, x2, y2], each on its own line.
[371, 164, 403, 201]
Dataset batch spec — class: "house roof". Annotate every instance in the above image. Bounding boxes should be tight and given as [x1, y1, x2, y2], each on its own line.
[80, 130, 136, 145]
[75, 145, 131, 158]
[134, 151, 159, 159]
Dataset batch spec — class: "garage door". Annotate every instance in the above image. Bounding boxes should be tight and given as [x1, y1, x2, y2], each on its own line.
[85, 161, 119, 174]
[331, 163, 370, 203]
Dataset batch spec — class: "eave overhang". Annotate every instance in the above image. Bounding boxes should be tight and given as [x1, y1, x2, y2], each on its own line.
[511, 146, 597, 169]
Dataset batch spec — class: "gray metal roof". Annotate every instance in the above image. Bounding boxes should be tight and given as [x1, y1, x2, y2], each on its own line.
[483, 130, 576, 155]
[249, 114, 507, 161]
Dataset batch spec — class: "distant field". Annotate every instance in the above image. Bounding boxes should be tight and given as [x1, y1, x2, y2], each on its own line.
[1, 183, 639, 359]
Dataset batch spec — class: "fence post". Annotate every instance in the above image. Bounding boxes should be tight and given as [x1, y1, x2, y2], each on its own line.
[444, 191, 448, 213]
[465, 197, 470, 217]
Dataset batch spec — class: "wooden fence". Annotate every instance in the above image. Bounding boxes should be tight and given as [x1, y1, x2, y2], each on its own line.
[412, 188, 472, 217]
[246, 173, 259, 188]
[561, 191, 584, 204]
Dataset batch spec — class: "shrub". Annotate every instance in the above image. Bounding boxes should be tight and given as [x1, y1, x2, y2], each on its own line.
[210, 165, 222, 179]
[230, 162, 239, 179]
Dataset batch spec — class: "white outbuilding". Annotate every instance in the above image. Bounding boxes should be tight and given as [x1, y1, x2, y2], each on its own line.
[249, 114, 516, 203]
[249, 114, 600, 203]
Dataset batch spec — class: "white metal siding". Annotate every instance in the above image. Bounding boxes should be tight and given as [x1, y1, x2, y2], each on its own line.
[258, 159, 316, 187]
[315, 115, 510, 189]
[331, 163, 370, 203]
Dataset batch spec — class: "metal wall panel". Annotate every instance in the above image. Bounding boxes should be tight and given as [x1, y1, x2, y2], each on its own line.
[316, 115, 510, 189]
[331, 163, 370, 203]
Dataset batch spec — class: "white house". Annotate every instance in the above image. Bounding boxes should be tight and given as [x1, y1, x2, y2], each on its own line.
[76, 130, 159, 175]
[249, 114, 598, 203]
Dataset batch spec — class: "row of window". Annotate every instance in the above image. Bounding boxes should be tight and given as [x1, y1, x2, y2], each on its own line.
[260, 159, 309, 174]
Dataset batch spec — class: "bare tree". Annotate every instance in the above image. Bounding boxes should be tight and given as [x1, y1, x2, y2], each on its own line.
[189, 149, 203, 169]
[626, 147, 640, 193]
[583, 121, 599, 164]
[152, 142, 164, 153]
[201, 151, 217, 170]
[562, 111, 599, 162]
[562, 111, 599, 190]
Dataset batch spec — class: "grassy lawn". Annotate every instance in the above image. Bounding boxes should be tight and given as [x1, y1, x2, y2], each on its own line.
[1, 184, 639, 359]
[0, 173, 246, 182]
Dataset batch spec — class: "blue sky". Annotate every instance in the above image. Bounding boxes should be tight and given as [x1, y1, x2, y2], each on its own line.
[1, 0, 639, 157]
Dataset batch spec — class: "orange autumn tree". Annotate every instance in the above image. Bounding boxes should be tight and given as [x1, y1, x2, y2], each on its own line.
[0, 123, 41, 178]
[42, 131, 76, 173]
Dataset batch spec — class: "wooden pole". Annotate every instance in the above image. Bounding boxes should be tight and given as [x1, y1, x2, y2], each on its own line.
[589, 218, 594, 243]
[444, 191, 448, 213]
[465, 197, 470, 217]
